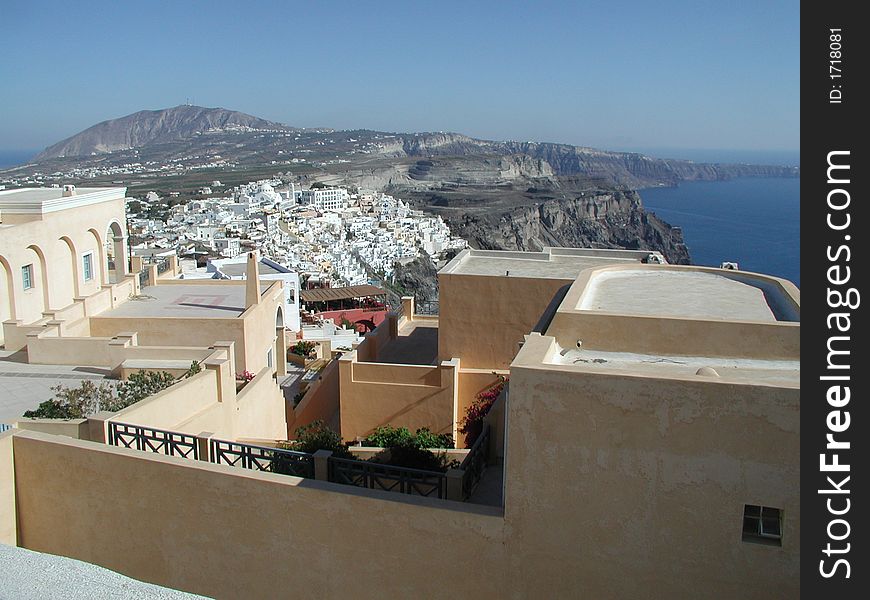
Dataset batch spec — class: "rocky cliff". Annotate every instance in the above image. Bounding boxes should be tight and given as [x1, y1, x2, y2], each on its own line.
[426, 189, 690, 265]
[382, 134, 799, 188]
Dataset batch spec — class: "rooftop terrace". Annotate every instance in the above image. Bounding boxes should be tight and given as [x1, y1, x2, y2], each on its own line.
[577, 269, 790, 322]
[549, 347, 800, 386]
[440, 247, 663, 280]
[98, 283, 271, 319]
[0, 186, 126, 216]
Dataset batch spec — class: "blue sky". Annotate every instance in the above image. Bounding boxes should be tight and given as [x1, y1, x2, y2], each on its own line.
[0, 0, 799, 154]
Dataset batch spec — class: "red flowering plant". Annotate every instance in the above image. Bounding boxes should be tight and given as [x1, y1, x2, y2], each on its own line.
[235, 370, 255, 382]
[458, 375, 508, 448]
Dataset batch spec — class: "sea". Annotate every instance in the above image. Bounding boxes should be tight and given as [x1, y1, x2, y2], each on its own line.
[0, 150, 37, 169]
[640, 178, 800, 286]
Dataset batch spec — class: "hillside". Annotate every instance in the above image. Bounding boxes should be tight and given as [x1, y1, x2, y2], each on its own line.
[24, 106, 798, 190]
[35, 105, 295, 160]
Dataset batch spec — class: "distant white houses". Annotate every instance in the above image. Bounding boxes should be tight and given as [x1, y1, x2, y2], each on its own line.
[206, 255, 301, 332]
[126, 178, 466, 310]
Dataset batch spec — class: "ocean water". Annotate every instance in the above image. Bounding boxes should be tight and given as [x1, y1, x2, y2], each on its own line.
[0, 150, 37, 169]
[640, 178, 800, 286]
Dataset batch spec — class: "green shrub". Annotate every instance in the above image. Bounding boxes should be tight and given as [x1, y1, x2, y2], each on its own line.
[286, 420, 354, 459]
[184, 360, 202, 378]
[412, 427, 454, 450]
[362, 426, 455, 472]
[23, 380, 116, 419]
[363, 425, 453, 449]
[111, 370, 178, 411]
[290, 340, 316, 357]
[369, 445, 447, 472]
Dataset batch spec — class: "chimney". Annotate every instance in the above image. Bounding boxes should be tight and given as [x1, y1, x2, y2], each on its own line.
[62, 184, 76, 197]
[245, 250, 261, 307]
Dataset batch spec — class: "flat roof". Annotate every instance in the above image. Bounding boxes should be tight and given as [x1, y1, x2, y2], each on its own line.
[440, 248, 663, 280]
[578, 269, 778, 322]
[96, 283, 270, 319]
[0, 186, 126, 215]
[548, 348, 799, 386]
[301, 285, 387, 303]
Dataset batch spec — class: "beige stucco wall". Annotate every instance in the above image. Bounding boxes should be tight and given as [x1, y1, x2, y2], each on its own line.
[0, 194, 127, 345]
[88, 282, 284, 374]
[290, 359, 340, 437]
[354, 317, 393, 362]
[233, 366, 288, 440]
[13, 419, 90, 440]
[502, 335, 800, 598]
[11, 430, 505, 600]
[108, 362, 286, 441]
[90, 317, 248, 370]
[337, 354, 456, 440]
[240, 283, 285, 375]
[546, 264, 800, 359]
[109, 370, 221, 433]
[438, 272, 571, 369]
[0, 432, 15, 545]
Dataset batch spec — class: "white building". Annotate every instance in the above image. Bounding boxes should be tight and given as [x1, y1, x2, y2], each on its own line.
[300, 187, 349, 212]
[206, 255, 301, 332]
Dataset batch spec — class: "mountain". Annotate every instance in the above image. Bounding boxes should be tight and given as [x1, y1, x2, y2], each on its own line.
[14, 106, 802, 276]
[35, 105, 294, 160]
[28, 106, 798, 189]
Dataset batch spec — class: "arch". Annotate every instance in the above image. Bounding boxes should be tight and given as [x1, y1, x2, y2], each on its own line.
[105, 220, 127, 281]
[89, 227, 107, 285]
[0, 254, 16, 334]
[26, 244, 50, 314]
[273, 304, 287, 376]
[58, 236, 81, 305]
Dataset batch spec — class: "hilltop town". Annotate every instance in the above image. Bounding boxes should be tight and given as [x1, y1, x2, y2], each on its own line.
[126, 179, 467, 294]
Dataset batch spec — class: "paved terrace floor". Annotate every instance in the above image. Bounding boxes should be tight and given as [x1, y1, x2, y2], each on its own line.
[445, 250, 646, 280]
[0, 350, 113, 424]
[375, 320, 439, 366]
[0, 544, 209, 599]
[578, 269, 780, 322]
[97, 283, 271, 319]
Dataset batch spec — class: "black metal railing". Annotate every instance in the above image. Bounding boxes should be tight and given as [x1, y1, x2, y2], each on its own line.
[210, 439, 315, 479]
[415, 299, 439, 316]
[108, 421, 199, 460]
[156, 259, 170, 274]
[460, 421, 490, 500]
[138, 268, 149, 287]
[328, 456, 446, 499]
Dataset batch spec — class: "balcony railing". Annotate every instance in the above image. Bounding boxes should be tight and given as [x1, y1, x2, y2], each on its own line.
[108, 421, 199, 460]
[460, 421, 490, 500]
[101, 423, 489, 502]
[415, 299, 439, 316]
[210, 439, 315, 479]
[328, 456, 447, 499]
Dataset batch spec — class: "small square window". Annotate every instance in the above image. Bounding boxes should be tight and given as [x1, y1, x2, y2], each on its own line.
[83, 253, 94, 281]
[22, 264, 34, 290]
[742, 504, 782, 546]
